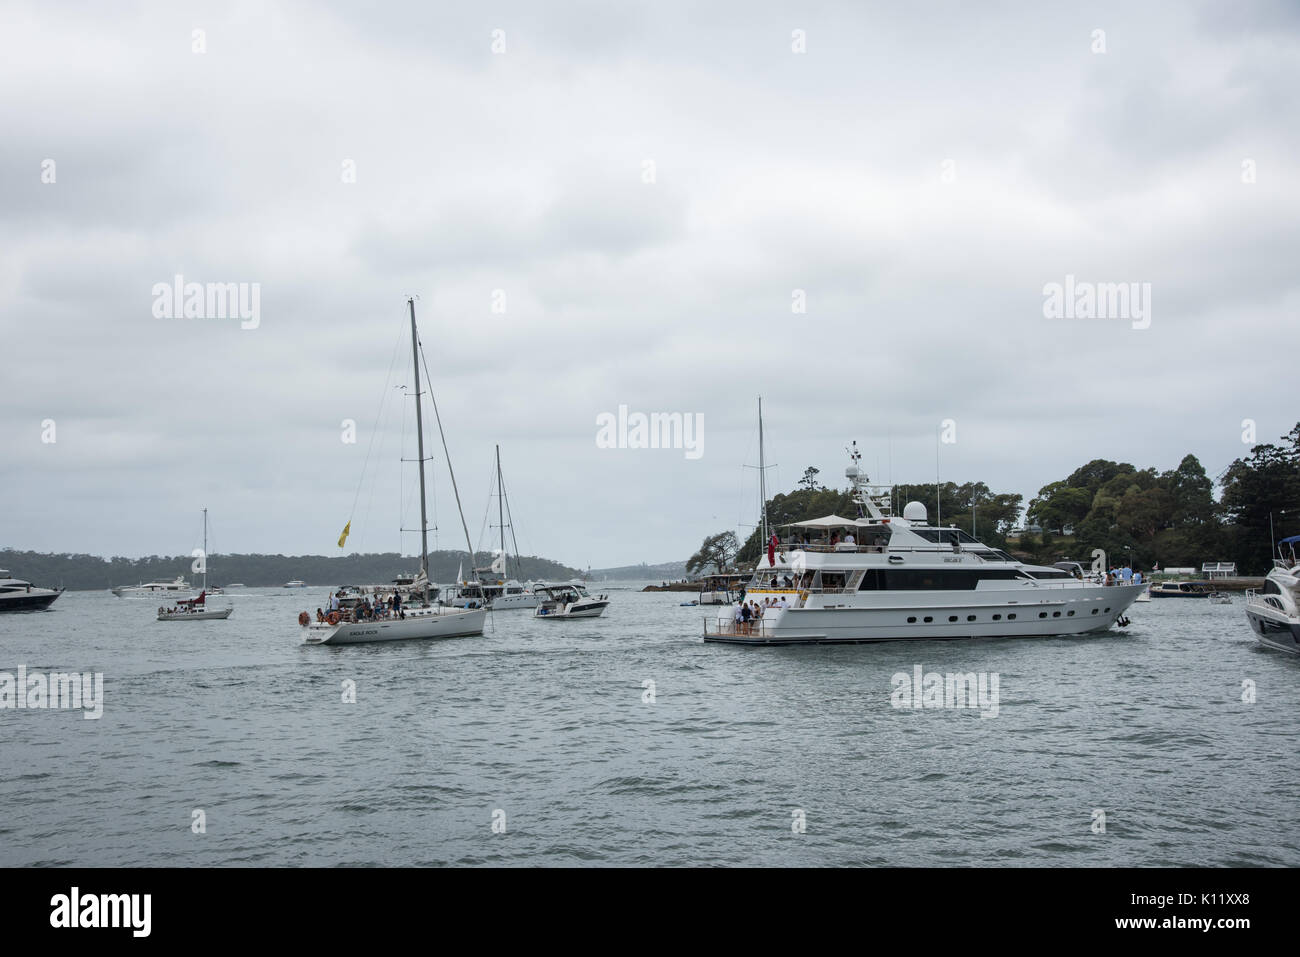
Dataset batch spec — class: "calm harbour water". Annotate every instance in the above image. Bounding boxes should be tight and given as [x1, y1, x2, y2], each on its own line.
[1, 585, 1297, 867]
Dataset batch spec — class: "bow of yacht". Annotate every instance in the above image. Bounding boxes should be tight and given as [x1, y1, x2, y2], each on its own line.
[1245, 537, 1300, 654]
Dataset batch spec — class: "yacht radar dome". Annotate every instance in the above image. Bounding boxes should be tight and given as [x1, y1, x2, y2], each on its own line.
[903, 501, 928, 523]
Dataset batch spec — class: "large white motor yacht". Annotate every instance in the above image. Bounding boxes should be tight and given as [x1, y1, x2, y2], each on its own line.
[705, 445, 1146, 645]
[112, 576, 192, 598]
[1245, 536, 1300, 655]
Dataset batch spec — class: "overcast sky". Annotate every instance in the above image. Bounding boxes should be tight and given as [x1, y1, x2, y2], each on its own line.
[2, 1, 1297, 571]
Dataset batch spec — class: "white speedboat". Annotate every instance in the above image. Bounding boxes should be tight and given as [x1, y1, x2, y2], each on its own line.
[704, 443, 1145, 645]
[296, 298, 484, 646]
[112, 575, 191, 598]
[283, 580, 307, 589]
[1245, 537, 1300, 654]
[534, 583, 609, 619]
[0, 570, 63, 612]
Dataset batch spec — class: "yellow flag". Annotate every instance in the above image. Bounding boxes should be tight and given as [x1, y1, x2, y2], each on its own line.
[338, 521, 351, 548]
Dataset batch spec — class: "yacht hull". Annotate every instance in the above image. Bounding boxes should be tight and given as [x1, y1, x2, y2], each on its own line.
[303, 607, 486, 644]
[158, 608, 233, 621]
[706, 583, 1145, 645]
[0, 590, 63, 612]
[1245, 607, 1300, 654]
[535, 602, 607, 619]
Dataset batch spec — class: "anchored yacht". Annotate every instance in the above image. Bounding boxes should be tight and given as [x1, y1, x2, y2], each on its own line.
[1245, 536, 1300, 654]
[112, 576, 191, 598]
[534, 583, 609, 619]
[297, 298, 485, 645]
[705, 443, 1146, 645]
[0, 571, 63, 612]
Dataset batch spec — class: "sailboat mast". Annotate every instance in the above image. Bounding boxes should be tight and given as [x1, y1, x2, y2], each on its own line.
[409, 299, 431, 595]
[496, 444, 506, 580]
[202, 507, 208, 592]
[758, 397, 768, 546]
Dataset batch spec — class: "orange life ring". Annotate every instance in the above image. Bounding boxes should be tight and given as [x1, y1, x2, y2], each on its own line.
[298, 611, 310, 626]
[327, 611, 340, 625]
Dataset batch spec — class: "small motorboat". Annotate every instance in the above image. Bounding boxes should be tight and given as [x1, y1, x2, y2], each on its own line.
[534, 584, 609, 619]
[1149, 580, 1213, 598]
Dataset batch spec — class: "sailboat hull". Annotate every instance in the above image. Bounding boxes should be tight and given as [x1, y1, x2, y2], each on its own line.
[158, 608, 234, 621]
[303, 606, 486, 645]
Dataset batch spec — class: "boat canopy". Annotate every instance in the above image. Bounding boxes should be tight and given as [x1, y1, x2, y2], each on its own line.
[1280, 535, 1300, 545]
[784, 514, 860, 529]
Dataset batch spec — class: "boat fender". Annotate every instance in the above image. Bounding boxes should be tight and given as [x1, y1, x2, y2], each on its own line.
[298, 611, 310, 626]
[327, 611, 340, 625]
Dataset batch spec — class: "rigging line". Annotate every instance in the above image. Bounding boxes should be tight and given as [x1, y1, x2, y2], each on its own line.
[474, 460, 494, 559]
[347, 323, 406, 529]
[416, 335, 477, 573]
[499, 464, 524, 578]
[357, 383, 397, 559]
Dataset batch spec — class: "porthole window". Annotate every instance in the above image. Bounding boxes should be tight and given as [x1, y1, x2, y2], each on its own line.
[1039, 612, 1047, 618]
[1052, 611, 1061, 618]
[1008, 613, 1016, 620]
[924, 616, 933, 623]
[993, 614, 1002, 621]
[967, 615, 976, 621]
[1067, 610, 1075, 616]
[907, 616, 917, 624]
[1104, 607, 1110, 613]
[1091, 608, 1099, 614]
[948, 615, 958, 622]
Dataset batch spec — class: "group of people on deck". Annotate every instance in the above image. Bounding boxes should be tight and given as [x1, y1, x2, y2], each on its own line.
[1104, 565, 1143, 587]
[731, 595, 791, 635]
[316, 588, 406, 624]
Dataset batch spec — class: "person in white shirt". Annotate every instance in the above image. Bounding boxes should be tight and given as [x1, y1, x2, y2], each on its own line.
[844, 533, 856, 545]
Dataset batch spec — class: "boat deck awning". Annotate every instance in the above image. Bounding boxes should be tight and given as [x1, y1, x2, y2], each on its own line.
[782, 514, 860, 529]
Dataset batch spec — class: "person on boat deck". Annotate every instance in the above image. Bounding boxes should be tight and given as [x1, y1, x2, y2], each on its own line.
[1121, 565, 1132, 582]
[1133, 570, 1143, 584]
[316, 608, 325, 623]
[830, 532, 840, 547]
[733, 603, 744, 632]
[329, 592, 341, 613]
[843, 532, 856, 546]
[740, 601, 752, 634]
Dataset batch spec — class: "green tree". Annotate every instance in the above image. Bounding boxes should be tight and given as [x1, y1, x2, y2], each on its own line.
[686, 531, 741, 576]
[798, 466, 823, 491]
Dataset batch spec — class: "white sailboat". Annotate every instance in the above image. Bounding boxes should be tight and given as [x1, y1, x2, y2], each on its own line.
[450, 445, 539, 610]
[157, 509, 233, 621]
[300, 298, 486, 645]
